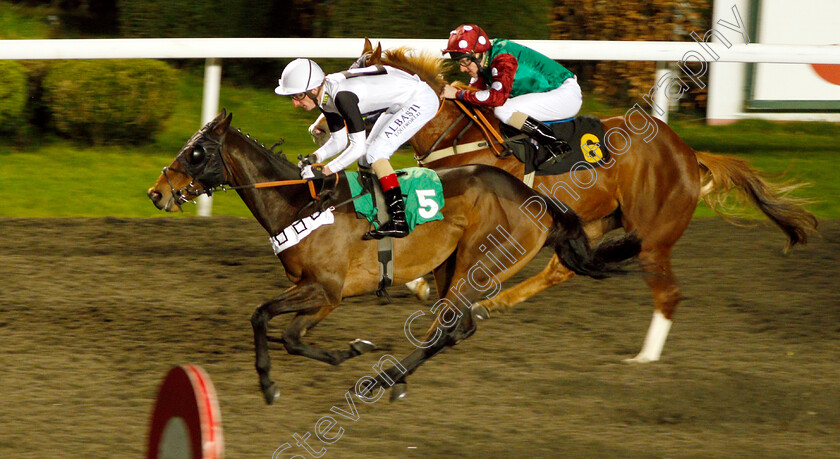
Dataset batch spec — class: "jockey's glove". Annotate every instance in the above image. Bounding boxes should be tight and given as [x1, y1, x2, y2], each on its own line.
[297, 153, 319, 168]
[300, 164, 326, 180]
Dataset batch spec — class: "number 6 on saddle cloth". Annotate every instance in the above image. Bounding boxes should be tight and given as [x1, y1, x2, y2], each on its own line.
[501, 115, 610, 176]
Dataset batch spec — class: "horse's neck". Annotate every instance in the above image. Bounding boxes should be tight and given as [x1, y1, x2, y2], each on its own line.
[222, 129, 304, 235]
[413, 102, 516, 170]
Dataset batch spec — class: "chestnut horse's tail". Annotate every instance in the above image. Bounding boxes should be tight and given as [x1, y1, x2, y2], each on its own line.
[545, 204, 642, 279]
[694, 151, 818, 251]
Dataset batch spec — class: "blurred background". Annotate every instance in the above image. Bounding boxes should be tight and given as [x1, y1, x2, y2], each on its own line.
[1, 0, 835, 218]
[1, 2, 838, 458]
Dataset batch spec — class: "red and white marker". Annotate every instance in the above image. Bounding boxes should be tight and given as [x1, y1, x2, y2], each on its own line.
[147, 365, 224, 459]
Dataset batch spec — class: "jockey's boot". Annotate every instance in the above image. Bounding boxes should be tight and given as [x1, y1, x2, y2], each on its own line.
[363, 186, 410, 240]
[519, 116, 572, 162]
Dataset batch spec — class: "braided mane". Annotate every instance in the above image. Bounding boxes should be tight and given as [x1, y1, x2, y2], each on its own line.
[381, 47, 452, 92]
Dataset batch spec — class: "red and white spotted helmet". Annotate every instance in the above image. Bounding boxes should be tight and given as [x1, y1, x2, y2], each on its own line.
[443, 24, 491, 56]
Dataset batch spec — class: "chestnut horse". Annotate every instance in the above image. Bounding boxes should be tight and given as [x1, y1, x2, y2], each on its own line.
[349, 43, 817, 363]
[147, 111, 641, 403]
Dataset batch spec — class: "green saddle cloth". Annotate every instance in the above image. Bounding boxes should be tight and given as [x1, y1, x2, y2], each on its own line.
[345, 167, 445, 231]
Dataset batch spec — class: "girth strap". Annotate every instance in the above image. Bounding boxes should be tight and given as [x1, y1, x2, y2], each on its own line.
[370, 175, 394, 302]
[356, 169, 394, 302]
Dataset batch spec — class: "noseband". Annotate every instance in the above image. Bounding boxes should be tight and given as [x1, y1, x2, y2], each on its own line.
[161, 135, 229, 208]
[160, 166, 205, 207]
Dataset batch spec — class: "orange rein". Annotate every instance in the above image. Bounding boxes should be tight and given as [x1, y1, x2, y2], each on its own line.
[452, 100, 507, 157]
[241, 166, 339, 201]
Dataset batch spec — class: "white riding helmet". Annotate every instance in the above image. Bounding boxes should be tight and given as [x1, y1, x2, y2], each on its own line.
[275, 58, 325, 96]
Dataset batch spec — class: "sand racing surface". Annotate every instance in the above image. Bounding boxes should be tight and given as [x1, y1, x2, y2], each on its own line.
[0, 217, 838, 458]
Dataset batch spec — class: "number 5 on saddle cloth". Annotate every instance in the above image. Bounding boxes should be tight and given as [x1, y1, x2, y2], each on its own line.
[347, 167, 445, 301]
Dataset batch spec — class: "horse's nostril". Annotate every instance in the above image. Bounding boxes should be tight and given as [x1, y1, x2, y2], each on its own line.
[148, 190, 162, 203]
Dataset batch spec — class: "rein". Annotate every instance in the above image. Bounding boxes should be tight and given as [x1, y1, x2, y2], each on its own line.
[220, 177, 329, 199]
[164, 162, 369, 216]
[454, 100, 507, 155]
[162, 155, 338, 209]
[416, 99, 518, 165]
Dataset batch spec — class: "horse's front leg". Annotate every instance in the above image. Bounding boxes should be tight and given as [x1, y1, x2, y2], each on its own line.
[279, 309, 376, 366]
[250, 283, 377, 404]
[250, 283, 331, 404]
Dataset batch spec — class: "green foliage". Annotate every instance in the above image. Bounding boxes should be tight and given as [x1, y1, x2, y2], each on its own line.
[0, 60, 29, 134]
[0, 1, 55, 39]
[116, 0, 554, 91]
[117, 0, 288, 88]
[326, 0, 553, 39]
[552, 0, 712, 111]
[119, 0, 221, 38]
[41, 59, 178, 144]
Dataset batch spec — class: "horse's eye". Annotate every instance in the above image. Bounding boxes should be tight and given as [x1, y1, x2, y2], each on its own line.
[189, 144, 206, 164]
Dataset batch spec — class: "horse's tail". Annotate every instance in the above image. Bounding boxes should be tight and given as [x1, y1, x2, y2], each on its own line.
[695, 151, 818, 251]
[544, 203, 642, 279]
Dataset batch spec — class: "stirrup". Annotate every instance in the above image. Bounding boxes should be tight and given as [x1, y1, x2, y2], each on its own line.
[540, 140, 573, 167]
[363, 220, 409, 240]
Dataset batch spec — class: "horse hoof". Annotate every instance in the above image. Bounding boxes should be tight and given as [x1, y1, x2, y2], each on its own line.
[418, 284, 429, 302]
[352, 378, 380, 398]
[389, 383, 407, 402]
[350, 339, 376, 355]
[471, 304, 489, 321]
[405, 278, 429, 302]
[622, 355, 656, 364]
[262, 383, 280, 405]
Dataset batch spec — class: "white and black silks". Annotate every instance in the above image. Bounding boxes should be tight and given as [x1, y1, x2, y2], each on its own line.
[311, 65, 440, 172]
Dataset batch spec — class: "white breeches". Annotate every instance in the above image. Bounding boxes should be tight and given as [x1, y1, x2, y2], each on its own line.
[364, 82, 440, 164]
[493, 76, 583, 124]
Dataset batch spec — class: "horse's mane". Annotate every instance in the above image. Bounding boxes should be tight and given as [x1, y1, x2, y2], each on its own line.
[381, 47, 451, 91]
[229, 127, 300, 177]
[200, 114, 298, 176]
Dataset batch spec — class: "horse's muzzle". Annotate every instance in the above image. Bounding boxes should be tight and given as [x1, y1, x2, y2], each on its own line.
[147, 188, 174, 211]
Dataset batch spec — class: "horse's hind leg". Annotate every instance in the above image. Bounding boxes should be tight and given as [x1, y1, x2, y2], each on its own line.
[477, 253, 575, 312]
[357, 291, 484, 401]
[365, 246, 519, 400]
[475, 219, 610, 313]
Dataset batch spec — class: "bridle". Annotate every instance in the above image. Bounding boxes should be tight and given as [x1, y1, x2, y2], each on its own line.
[160, 135, 230, 209]
[160, 166, 202, 208]
[160, 131, 345, 215]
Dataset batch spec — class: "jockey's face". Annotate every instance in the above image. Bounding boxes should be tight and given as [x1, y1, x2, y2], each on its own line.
[457, 54, 482, 79]
[291, 88, 319, 111]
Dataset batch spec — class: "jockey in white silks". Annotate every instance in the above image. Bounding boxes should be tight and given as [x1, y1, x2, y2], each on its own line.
[275, 58, 440, 240]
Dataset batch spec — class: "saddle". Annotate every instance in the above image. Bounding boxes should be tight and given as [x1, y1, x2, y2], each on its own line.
[347, 167, 444, 231]
[346, 167, 445, 301]
[501, 115, 610, 176]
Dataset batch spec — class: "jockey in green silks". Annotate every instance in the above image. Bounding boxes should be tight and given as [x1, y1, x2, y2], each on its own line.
[440, 24, 582, 158]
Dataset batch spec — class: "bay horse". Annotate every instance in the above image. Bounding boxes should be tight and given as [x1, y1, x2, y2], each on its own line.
[147, 110, 641, 403]
[347, 42, 818, 363]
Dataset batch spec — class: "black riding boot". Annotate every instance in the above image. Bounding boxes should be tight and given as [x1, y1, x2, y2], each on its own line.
[520, 116, 572, 160]
[363, 186, 410, 240]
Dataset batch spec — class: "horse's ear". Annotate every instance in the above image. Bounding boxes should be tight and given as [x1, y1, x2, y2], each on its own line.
[212, 109, 226, 124]
[362, 37, 373, 54]
[370, 42, 382, 64]
[212, 112, 232, 137]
